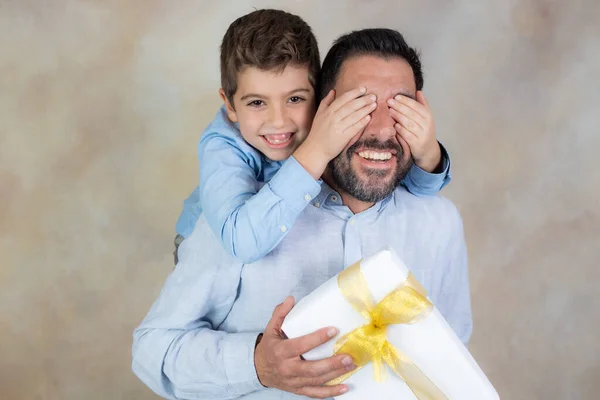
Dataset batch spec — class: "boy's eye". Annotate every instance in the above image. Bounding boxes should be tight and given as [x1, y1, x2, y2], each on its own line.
[247, 100, 265, 107]
[288, 96, 305, 104]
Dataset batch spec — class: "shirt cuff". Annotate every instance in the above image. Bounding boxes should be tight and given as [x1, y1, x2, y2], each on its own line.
[267, 156, 322, 212]
[222, 332, 265, 396]
[407, 142, 452, 193]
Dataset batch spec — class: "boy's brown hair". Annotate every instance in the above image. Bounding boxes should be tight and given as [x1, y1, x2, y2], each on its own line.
[220, 9, 320, 107]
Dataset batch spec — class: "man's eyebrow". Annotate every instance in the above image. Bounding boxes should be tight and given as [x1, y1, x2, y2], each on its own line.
[239, 88, 311, 101]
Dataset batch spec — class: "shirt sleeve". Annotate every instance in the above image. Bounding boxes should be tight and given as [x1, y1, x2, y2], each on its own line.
[435, 202, 473, 346]
[131, 226, 264, 399]
[198, 133, 321, 263]
[402, 141, 452, 196]
[174, 186, 202, 238]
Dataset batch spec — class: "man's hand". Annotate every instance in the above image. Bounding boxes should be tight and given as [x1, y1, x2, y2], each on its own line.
[387, 91, 442, 173]
[254, 296, 356, 398]
[294, 87, 377, 179]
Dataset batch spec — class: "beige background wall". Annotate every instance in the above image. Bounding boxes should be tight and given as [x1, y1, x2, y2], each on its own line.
[1, 0, 598, 399]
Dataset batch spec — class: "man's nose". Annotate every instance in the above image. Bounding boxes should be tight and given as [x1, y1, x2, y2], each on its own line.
[364, 100, 396, 141]
[268, 104, 287, 129]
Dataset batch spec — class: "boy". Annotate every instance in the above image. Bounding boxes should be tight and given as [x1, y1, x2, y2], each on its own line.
[174, 9, 451, 264]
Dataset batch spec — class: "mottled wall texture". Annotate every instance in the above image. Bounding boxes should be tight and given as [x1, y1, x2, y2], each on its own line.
[1, 0, 598, 399]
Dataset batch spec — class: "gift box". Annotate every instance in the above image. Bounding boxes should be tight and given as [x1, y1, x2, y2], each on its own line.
[281, 248, 499, 400]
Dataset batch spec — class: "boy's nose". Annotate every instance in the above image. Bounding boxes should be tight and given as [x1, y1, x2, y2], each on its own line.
[268, 104, 287, 128]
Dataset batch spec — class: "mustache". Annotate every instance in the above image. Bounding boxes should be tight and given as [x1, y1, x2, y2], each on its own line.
[346, 138, 402, 156]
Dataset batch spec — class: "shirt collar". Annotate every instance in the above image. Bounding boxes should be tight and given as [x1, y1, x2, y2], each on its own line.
[312, 182, 394, 217]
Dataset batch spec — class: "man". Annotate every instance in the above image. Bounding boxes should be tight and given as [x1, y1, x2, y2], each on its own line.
[132, 28, 472, 400]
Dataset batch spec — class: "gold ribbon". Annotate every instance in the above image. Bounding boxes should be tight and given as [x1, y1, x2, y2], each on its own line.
[326, 261, 448, 400]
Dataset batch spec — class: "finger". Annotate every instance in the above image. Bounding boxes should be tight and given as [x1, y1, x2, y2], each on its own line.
[393, 94, 428, 120]
[416, 90, 430, 109]
[292, 365, 354, 394]
[340, 102, 376, 131]
[294, 367, 356, 388]
[396, 131, 411, 157]
[389, 108, 423, 134]
[337, 94, 377, 121]
[295, 354, 355, 378]
[330, 87, 367, 112]
[339, 112, 370, 142]
[395, 123, 419, 147]
[283, 326, 339, 358]
[319, 90, 336, 109]
[299, 384, 349, 399]
[267, 296, 295, 333]
[314, 365, 356, 386]
[387, 98, 426, 128]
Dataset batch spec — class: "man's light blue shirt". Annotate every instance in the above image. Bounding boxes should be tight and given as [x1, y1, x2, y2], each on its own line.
[133, 183, 472, 400]
[175, 106, 452, 263]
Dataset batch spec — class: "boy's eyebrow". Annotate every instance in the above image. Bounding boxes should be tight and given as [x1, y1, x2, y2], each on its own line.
[239, 88, 311, 101]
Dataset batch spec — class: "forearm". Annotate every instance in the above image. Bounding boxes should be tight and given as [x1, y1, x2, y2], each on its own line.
[132, 327, 263, 400]
[210, 156, 321, 263]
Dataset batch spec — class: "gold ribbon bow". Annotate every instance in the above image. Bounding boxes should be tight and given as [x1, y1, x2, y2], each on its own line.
[327, 262, 448, 400]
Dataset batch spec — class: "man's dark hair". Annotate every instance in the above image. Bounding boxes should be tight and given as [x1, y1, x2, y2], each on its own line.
[319, 28, 423, 100]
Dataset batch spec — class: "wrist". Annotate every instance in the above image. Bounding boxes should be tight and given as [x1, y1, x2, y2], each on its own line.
[293, 140, 329, 180]
[415, 144, 442, 173]
[254, 334, 267, 387]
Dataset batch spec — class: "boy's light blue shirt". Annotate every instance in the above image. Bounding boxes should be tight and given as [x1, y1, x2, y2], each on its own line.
[175, 106, 452, 262]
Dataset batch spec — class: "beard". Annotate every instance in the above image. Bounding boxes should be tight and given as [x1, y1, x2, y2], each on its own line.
[329, 137, 414, 203]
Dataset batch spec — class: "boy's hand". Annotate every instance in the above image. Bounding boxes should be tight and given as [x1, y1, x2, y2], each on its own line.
[294, 87, 376, 179]
[387, 91, 442, 173]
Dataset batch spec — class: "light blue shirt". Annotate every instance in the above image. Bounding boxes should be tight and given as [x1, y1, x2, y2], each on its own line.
[133, 183, 472, 400]
[175, 106, 452, 263]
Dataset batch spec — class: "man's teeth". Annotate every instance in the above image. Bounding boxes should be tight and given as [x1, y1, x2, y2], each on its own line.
[264, 133, 292, 144]
[358, 151, 392, 161]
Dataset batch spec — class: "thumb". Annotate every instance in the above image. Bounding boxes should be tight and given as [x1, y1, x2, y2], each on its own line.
[267, 296, 295, 333]
[416, 91, 429, 109]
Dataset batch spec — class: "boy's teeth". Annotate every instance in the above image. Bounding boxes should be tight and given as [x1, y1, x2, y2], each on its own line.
[264, 133, 292, 144]
[358, 151, 392, 160]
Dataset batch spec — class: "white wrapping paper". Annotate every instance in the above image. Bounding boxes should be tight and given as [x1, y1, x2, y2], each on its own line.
[281, 248, 499, 400]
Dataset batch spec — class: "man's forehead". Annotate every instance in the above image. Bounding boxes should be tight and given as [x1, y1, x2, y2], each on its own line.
[336, 55, 416, 97]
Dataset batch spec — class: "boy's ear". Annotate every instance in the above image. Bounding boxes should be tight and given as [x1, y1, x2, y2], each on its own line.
[219, 88, 238, 123]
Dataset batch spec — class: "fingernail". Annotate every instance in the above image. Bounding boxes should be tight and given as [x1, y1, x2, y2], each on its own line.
[339, 386, 349, 394]
[360, 87, 367, 93]
[395, 95, 402, 100]
[387, 99, 395, 105]
[327, 328, 338, 338]
[342, 356, 353, 366]
[369, 94, 377, 101]
[345, 363, 357, 371]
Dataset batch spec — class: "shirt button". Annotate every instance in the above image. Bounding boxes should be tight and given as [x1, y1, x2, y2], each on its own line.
[304, 194, 312, 201]
[280, 225, 287, 233]
[331, 195, 338, 202]
[349, 219, 355, 225]
[314, 202, 320, 208]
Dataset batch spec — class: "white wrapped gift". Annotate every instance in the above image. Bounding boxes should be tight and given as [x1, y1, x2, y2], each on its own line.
[281, 248, 499, 400]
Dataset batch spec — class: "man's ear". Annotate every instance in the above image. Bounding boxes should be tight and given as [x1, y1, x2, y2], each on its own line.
[219, 88, 238, 123]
